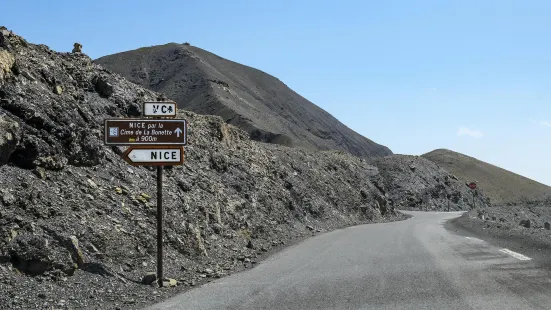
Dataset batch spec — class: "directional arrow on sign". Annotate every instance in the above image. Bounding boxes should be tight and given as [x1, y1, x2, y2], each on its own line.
[175, 127, 182, 137]
[122, 146, 184, 166]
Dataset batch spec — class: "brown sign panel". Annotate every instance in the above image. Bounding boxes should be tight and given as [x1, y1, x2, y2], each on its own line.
[122, 146, 184, 166]
[104, 119, 187, 145]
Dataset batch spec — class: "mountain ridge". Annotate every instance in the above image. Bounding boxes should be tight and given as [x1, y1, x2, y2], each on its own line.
[95, 43, 392, 158]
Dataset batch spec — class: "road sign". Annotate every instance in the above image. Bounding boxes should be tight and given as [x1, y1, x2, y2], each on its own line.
[143, 101, 177, 118]
[122, 146, 184, 166]
[469, 182, 477, 190]
[104, 119, 187, 145]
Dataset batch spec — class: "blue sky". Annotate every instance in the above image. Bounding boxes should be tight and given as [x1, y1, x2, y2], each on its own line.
[3, 0, 550, 185]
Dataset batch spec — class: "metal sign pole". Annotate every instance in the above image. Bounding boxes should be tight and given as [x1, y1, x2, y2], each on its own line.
[157, 165, 163, 286]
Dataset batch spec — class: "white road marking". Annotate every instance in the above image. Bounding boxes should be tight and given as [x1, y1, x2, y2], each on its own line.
[499, 248, 532, 261]
[465, 237, 484, 242]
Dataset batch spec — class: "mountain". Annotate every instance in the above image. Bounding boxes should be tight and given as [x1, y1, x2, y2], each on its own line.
[0, 27, 402, 309]
[95, 43, 392, 158]
[422, 149, 551, 205]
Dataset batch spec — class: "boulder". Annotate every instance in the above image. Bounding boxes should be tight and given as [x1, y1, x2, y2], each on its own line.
[69, 236, 86, 267]
[519, 219, 531, 228]
[93, 76, 114, 97]
[53, 85, 63, 95]
[0, 50, 15, 80]
[141, 272, 157, 285]
[72, 43, 82, 53]
[1, 189, 15, 205]
[9, 235, 72, 275]
[0, 114, 20, 165]
[162, 278, 178, 287]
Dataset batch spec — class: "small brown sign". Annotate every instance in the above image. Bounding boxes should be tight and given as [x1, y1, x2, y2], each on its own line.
[122, 146, 184, 166]
[104, 119, 187, 145]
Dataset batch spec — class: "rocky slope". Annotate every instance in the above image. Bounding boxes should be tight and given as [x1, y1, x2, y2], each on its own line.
[370, 155, 489, 211]
[95, 43, 392, 158]
[423, 149, 551, 205]
[0, 27, 404, 309]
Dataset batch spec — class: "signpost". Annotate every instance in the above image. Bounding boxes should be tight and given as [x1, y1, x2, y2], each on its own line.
[104, 102, 186, 287]
[469, 182, 477, 209]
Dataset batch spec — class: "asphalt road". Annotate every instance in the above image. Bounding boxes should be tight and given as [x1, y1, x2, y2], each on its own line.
[147, 211, 551, 310]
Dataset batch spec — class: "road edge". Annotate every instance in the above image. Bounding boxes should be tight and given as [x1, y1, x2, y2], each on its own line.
[445, 212, 551, 268]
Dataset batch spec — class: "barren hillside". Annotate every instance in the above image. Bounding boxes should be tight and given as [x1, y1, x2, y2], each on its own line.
[370, 155, 489, 211]
[95, 44, 392, 158]
[423, 149, 551, 205]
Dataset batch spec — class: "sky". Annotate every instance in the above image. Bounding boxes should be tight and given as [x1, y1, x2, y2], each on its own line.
[3, 0, 550, 185]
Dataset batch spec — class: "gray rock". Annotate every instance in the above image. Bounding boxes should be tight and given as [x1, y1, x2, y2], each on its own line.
[94, 76, 114, 97]
[141, 272, 157, 285]
[87, 179, 98, 189]
[21, 70, 36, 81]
[519, 219, 531, 228]
[545, 222, 550, 230]
[9, 235, 72, 275]
[72, 43, 82, 53]
[33, 167, 46, 179]
[1, 190, 16, 205]
[0, 114, 20, 165]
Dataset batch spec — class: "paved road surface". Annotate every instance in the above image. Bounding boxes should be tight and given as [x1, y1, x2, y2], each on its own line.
[147, 211, 551, 310]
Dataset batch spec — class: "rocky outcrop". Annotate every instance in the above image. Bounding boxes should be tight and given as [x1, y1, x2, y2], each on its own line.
[72, 43, 82, 53]
[9, 235, 75, 276]
[0, 113, 19, 165]
[371, 155, 489, 211]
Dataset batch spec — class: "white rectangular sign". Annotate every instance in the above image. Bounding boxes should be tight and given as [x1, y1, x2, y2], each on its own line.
[143, 102, 177, 117]
[123, 146, 184, 166]
[125, 148, 183, 165]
